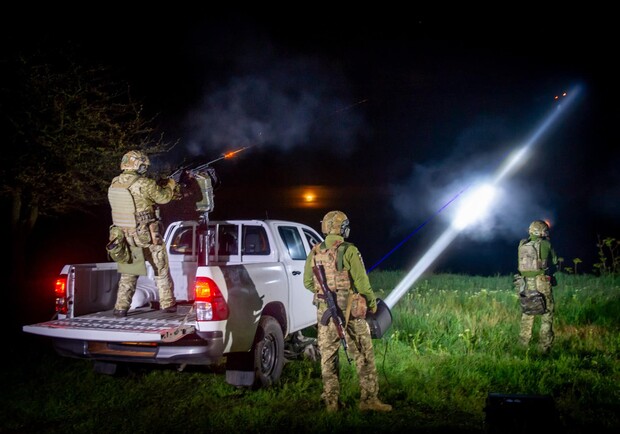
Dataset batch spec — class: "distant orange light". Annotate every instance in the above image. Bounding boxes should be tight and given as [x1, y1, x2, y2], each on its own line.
[285, 185, 333, 208]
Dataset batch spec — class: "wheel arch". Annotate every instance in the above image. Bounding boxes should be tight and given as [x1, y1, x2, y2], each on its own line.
[261, 301, 287, 336]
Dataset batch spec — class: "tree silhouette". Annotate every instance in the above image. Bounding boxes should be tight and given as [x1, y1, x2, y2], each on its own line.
[0, 46, 173, 290]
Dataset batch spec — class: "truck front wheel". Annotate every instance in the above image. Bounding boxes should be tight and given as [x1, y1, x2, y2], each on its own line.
[252, 315, 284, 388]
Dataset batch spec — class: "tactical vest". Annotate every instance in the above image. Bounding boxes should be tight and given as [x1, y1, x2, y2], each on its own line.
[108, 176, 139, 228]
[312, 240, 351, 292]
[518, 238, 546, 273]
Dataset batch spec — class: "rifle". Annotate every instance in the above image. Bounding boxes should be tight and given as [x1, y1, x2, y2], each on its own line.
[312, 263, 352, 364]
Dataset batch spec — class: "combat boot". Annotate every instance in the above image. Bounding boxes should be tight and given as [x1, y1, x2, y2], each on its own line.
[359, 399, 392, 412]
[539, 345, 551, 355]
[325, 399, 339, 413]
[161, 304, 177, 313]
[113, 309, 127, 318]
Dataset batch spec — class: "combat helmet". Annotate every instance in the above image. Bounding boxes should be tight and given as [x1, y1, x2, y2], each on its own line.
[321, 210, 350, 238]
[529, 220, 550, 238]
[120, 150, 150, 174]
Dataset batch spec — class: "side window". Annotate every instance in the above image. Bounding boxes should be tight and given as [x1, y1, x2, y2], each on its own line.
[278, 226, 306, 260]
[242, 225, 270, 255]
[170, 226, 194, 255]
[218, 224, 239, 255]
[303, 228, 322, 249]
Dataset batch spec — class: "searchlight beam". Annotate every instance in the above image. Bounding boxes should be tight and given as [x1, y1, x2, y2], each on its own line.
[383, 85, 582, 310]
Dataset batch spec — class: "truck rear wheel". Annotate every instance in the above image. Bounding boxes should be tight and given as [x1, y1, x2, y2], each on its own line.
[252, 315, 284, 388]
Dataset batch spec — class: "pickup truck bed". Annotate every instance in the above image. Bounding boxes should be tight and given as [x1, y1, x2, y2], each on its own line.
[25, 303, 227, 370]
[23, 305, 196, 343]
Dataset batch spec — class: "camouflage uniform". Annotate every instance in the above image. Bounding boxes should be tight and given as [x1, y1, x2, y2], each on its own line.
[519, 275, 555, 351]
[517, 221, 558, 353]
[109, 166, 178, 312]
[304, 232, 391, 412]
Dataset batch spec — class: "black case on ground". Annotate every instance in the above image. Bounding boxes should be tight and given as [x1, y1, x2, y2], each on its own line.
[484, 393, 560, 434]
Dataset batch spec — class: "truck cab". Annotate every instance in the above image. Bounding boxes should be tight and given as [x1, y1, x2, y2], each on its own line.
[165, 219, 322, 333]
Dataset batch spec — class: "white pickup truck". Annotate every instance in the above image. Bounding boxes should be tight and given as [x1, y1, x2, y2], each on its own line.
[23, 217, 324, 388]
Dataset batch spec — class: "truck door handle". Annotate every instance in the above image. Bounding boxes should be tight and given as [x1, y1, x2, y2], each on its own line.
[292, 270, 301, 275]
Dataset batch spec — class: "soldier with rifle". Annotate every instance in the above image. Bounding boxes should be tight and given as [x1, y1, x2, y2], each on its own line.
[304, 210, 392, 413]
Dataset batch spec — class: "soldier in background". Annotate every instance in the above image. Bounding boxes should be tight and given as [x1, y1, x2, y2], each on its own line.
[303, 210, 392, 413]
[107, 150, 179, 317]
[516, 219, 558, 353]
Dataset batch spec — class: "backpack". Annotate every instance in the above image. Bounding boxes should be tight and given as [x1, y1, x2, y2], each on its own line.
[312, 240, 351, 292]
[518, 239, 542, 273]
[312, 241, 367, 319]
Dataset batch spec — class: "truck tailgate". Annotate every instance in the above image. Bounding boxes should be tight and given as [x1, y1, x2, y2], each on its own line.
[22, 305, 196, 343]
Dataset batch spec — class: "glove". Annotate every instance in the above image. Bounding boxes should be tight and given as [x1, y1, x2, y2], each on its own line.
[167, 178, 183, 200]
[369, 301, 378, 314]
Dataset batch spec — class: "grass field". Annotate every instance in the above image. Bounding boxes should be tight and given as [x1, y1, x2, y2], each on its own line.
[1, 272, 618, 433]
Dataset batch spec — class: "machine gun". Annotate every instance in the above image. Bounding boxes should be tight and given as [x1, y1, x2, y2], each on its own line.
[312, 263, 352, 364]
[169, 146, 252, 186]
[168, 146, 252, 216]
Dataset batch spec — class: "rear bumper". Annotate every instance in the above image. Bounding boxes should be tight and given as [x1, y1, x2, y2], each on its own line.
[51, 331, 225, 366]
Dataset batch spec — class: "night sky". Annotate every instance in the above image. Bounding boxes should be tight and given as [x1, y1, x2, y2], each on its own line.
[4, 9, 619, 276]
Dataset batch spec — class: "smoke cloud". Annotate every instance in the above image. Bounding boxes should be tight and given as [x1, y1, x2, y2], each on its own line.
[182, 51, 364, 158]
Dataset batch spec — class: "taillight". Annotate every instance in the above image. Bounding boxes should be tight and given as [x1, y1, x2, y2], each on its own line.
[55, 275, 68, 314]
[194, 276, 229, 321]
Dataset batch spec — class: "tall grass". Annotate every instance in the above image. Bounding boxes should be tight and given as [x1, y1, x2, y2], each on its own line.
[1, 272, 618, 433]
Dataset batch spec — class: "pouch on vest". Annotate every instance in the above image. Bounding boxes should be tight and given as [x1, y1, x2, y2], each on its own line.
[106, 225, 131, 264]
[350, 293, 368, 318]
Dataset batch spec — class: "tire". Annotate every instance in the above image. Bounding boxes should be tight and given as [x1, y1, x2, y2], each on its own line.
[252, 315, 284, 388]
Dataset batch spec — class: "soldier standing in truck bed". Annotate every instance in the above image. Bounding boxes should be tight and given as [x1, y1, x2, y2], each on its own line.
[107, 150, 179, 317]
